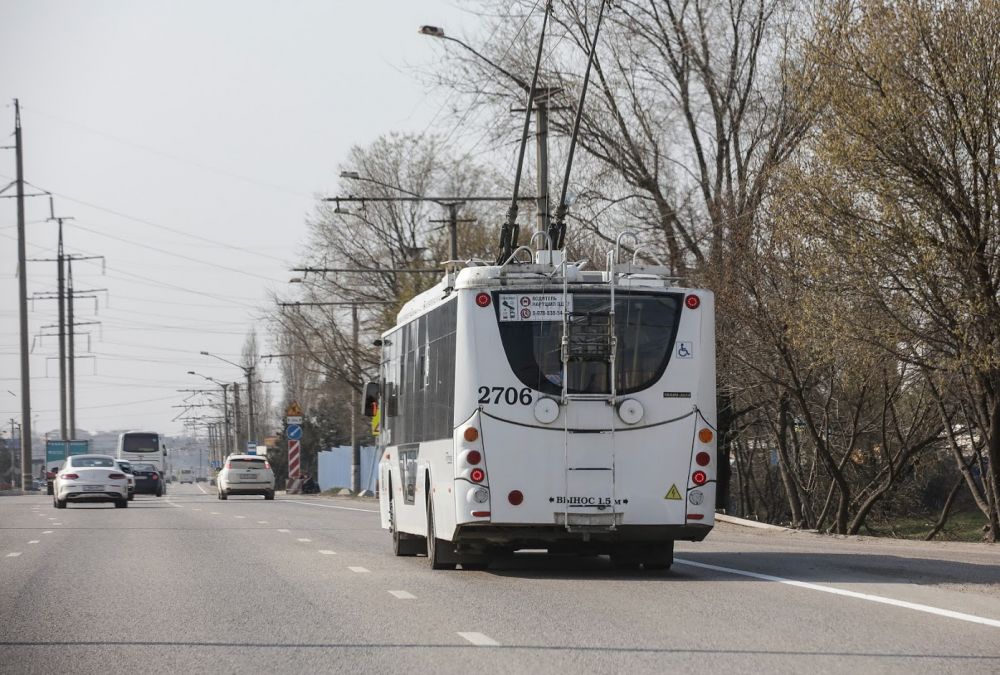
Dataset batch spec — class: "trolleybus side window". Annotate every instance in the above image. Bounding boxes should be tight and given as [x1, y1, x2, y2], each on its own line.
[496, 292, 683, 396]
[382, 298, 457, 445]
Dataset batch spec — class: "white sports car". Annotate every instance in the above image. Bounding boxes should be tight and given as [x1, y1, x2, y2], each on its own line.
[53, 454, 130, 509]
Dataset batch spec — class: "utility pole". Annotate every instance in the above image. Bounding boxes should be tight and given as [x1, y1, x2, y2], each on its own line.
[232, 382, 243, 452]
[67, 259, 77, 439]
[14, 99, 33, 490]
[7, 419, 18, 485]
[56, 219, 67, 440]
[246, 365, 256, 449]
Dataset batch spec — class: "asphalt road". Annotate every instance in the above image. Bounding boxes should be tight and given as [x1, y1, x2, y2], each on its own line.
[1, 483, 999, 674]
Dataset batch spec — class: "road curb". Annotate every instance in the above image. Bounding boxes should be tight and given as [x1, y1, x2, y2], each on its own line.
[716, 513, 789, 531]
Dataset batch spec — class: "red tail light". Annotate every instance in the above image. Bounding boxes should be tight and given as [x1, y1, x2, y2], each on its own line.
[226, 462, 232, 470]
[692, 470, 707, 486]
[471, 510, 491, 517]
[61, 473, 79, 480]
[470, 468, 485, 483]
[695, 452, 711, 466]
[475, 292, 491, 307]
[264, 461, 271, 469]
[150, 473, 158, 480]
[466, 450, 482, 465]
[508, 490, 523, 505]
[108, 473, 126, 480]
[688, 513, 705, 520]
[685, 294, 700, 309]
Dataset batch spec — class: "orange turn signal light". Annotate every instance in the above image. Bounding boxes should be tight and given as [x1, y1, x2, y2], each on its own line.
[698, 428, 714, 444]
[463, 427, 479, 442]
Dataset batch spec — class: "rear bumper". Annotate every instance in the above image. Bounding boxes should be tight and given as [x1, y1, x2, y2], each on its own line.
[64, 491, 125, 502]
[453, 523, 712, 549]
[223, 483, 273, 494]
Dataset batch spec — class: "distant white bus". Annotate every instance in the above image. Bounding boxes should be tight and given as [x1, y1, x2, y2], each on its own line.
[116, 431, 167, 472]
[366, 238, 716, 571]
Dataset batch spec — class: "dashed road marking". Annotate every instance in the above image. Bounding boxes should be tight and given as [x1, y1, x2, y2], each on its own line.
[257, 521, 269, 524]
[388, 590, 415, 600]
[6, 552, 22, 558]
[52, 523, 61, 526]
[210, 512, 220, 515]
[348, 566, 370, 574]
[192, 508, 202, 511]
[675, 558, 1000, 630]
[42, 531, 52, 534]
[277, 529, 290, 533]
[285, 501, 379, 514]
[234, 516, 246, 519]
[28, 540, 39, 544]
[458, 632, 499, 646]
[318, 550, 336, 555]
[297, 538, 312, 543]
[48, 517, 56, 520]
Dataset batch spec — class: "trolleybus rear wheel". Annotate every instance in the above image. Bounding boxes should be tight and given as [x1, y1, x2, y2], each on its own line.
[426, 498, 456, 570]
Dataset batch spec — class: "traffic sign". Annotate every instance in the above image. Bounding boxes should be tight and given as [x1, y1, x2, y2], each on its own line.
[287, 424, 302, 440]
[285, 416, 303, 424]
[286, 400, 303, 417]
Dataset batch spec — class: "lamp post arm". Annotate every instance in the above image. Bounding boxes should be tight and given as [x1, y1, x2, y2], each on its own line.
[441, 34, 532, 93]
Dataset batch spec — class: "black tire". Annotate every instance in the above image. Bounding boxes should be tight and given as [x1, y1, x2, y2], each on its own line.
[426, 497, 456, 570]
[156, 488, 163, 497]
[264, 490, 274, 500]
[128, 493, 134, 501]
[219, 490, 228, 500]
[391, 498, 425, 556]
[642, 541, 674, 571]
[54, 495, 66, 509]
[115, 498, 127, 508]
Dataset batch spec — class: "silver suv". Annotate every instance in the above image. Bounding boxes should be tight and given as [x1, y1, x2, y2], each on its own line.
[218, 454, 275, 500]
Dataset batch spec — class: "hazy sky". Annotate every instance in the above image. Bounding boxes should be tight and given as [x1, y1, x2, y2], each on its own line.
[0, 0, 487, 443]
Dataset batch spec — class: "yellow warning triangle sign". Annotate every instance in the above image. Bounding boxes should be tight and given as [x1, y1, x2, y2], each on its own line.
[664, 484, 682, 500]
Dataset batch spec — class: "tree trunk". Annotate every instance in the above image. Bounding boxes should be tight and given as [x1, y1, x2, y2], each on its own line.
[925, 476, 964, 541]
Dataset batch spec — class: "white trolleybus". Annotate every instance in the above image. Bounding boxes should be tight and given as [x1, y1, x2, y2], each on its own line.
[364, 235, 716, 570]
[116, 431, 167, 472]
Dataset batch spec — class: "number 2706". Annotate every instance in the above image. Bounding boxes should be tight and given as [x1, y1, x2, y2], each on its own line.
[478, 386, 533, 405]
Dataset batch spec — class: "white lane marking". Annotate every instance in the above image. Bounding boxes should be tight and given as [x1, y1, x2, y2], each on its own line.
[210, 512, 220, 515]
[195, 482, 208, 494]
[52, 523, 61, 526]
[285, 501, 379, 514]
[348, 566, 370, 574]
[318, 550, 336, 555]
[6, 552, 22, 558]
[277, 529, 290, 533]
[234, 516, 246, 519]
[675, 558, 1000, 629]
[42, 531, 52, 534]
[257, 521, 269, 524]
[297, 538, 312, 543]
[28, 540, 39, 544]
[458, 632, 499, 646]
[388, 590, 415, 600]
[48, 517, 56, 520]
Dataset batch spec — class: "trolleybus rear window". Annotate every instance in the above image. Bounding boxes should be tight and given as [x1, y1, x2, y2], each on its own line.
[496, 292, 683, 396]
[122, 433, 159, 453]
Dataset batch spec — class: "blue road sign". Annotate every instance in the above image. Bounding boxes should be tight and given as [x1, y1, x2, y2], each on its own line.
[287, 424, 302, 440]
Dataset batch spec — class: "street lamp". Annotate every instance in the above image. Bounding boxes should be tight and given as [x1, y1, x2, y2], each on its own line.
[419, 24, 554, 235]
[200, 351, 257, 452]
[188, 370, 232, 462]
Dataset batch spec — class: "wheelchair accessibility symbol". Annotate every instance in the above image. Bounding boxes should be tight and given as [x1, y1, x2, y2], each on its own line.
[676, 341, 693, 359]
